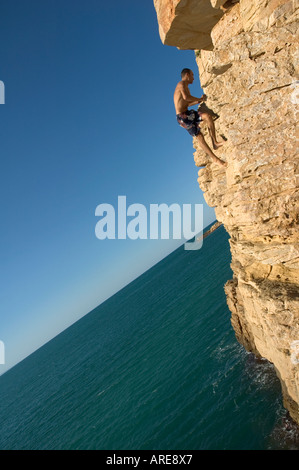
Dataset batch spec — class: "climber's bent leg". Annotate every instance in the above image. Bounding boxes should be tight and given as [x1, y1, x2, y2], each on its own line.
[196, 133, 227, 167]
[200, 112, 224, 150]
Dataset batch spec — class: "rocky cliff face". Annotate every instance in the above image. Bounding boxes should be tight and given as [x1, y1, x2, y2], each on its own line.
[154, 0, 299, 424]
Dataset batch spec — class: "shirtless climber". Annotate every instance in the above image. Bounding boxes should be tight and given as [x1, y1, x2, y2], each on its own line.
[174, 68, 227, 167]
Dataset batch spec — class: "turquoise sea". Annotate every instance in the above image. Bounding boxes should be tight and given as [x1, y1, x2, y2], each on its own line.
[0, 225, 298, 450]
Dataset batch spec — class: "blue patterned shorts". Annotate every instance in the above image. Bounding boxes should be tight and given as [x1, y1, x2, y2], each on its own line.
[176, 109, 203, 137]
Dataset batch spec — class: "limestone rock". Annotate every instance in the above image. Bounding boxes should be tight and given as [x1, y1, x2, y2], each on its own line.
[154, 0, 299, 425]
[153, 0, 224, 50]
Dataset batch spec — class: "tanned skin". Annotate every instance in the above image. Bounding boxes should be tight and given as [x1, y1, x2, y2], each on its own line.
[174, 70, 227, 167]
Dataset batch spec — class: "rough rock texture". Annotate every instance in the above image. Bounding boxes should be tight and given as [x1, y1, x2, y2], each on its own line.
[154, 0, 299, 424]
[153, 0, 224, 49]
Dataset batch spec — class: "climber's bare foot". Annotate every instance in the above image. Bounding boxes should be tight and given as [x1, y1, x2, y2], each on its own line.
[212, 140, 225, 150]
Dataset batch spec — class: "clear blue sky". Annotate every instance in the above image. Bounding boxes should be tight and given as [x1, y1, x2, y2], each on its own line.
[0, 0, 216, 373]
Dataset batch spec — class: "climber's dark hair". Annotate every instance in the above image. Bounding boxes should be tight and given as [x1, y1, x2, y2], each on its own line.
[181, 68, 192, 78]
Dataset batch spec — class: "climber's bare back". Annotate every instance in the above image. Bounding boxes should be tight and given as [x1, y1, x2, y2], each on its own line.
[174, 81, 191, 114]
[174, 77, 201, 114]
